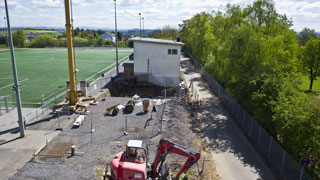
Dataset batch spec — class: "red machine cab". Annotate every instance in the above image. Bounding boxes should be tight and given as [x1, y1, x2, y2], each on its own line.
[111, 140, 148, 180]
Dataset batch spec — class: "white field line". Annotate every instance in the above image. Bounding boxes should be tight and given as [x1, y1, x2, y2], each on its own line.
[15, 48, 132, 52]
[0, 58, 123, 63]
[0, 78, 29, 90]
[33, 55, 129, 105]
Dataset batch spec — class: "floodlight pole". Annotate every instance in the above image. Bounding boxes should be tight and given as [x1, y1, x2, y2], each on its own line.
[4, 0, 25, 137]
[139, 13, 141, 37]
[114, 0, 119, 75]
[4, 17, 9, 47]
[142, 17, 144, 37]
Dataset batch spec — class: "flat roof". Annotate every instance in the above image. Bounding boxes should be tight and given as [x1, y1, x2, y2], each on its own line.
[129, 37, 184, 46]
[123, 61, 134, 67]
[127, 140, 145, 148]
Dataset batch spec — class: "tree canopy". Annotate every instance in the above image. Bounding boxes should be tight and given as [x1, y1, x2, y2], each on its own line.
[180, 0, 320, 178]
[13, 29, 26, 48]
[299, 39, 320, 91]
[298, 27, 318, 46]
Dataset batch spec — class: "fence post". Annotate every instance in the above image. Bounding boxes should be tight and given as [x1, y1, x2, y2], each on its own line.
[250, 117, 254, 136]
[58, 111, 61, 130]
[5, 96, 9, 113]
[299, 167, 304, 180]
[242, 111, 246, 128]
[23, 117, 26, 130]
[41, 100, 44, 115]
[268, 137, 272, 159]
[232, 100, 235, 115]
[124, 116, 128, 135]
[258, 126, 262, 146]
[280, 149, 286, 175]
[91, 112, 94, 142]
[36, 109, 38, 120]
[100, 78, 103, 91]
[160, 103, 166, 133]
[54, 95, 57, 104]
[237, 103, 240, 121]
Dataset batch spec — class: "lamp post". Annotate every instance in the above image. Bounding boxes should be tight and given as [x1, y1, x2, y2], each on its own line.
[139, 13, 141, 37]
[4, 17, 9, 47]
[142, 17, 144, 37]
[4, 0, 25, 137]
[113, 0, 119, 75]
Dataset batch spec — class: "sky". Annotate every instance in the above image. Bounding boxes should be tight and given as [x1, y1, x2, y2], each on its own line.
[0, 0, 319, 32]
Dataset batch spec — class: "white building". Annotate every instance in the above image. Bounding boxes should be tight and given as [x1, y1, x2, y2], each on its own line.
[100, 33, 116, 42]
[129, 37, 184, 87]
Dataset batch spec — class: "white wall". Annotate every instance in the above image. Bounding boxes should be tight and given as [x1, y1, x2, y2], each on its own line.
[133, 41, 181, 87]
[134, 42, 181, 77]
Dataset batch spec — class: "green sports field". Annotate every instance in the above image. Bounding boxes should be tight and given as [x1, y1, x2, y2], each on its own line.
[0, 48, 132, 107]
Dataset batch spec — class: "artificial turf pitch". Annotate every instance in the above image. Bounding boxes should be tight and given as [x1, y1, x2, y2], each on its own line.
[0, 48, 132, 107]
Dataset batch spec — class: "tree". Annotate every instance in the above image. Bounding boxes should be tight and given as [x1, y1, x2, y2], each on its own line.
[29, 34, 57, 48]
[180, 0, 320, 177]
[97, 29, 106, 35]
[12, 29, 26, 48]
[272, 79, 320, 177]
[162, 25, 179, 40]
[299, 39, 320, 91]
[96, 37, 104, 46]
[116, 32, 123, 41]
[298, 27, 318, 46]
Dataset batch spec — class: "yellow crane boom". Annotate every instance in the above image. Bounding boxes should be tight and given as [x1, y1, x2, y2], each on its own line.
[64, 0, 79, 106]
[53, 0, 97, 112]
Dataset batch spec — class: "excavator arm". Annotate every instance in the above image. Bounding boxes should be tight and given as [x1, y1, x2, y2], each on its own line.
[149, 138, 200, 180]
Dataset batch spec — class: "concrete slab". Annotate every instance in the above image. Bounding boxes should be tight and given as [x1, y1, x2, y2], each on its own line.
[0, 130, 59, 180]
[0, 108, 35, 134]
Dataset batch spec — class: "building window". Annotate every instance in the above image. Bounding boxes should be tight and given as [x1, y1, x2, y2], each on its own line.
[168, 49, 178, 55]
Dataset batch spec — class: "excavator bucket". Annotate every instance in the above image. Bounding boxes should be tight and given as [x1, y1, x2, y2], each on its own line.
[159, 161, 171, 180]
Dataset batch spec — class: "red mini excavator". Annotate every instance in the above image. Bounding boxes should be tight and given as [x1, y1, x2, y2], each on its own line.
[111, 138, 200, 180]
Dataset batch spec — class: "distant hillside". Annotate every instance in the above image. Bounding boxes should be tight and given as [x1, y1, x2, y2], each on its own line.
[0, 27, 157, 36]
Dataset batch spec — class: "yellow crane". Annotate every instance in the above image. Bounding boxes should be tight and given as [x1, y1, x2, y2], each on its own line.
[53, 0, 96, 112]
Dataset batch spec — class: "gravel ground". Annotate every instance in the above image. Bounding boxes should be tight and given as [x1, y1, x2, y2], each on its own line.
[10, 94, 205, 180]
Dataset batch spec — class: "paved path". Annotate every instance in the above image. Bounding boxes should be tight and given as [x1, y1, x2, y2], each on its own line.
[181, 56, 277, 180]
[0, 130, 60, 180]
[0, 108, 35, 134]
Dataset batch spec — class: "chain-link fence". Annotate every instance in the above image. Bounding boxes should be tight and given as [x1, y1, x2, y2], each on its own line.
[0, 95, 14, 115]
[86, 76, 112, 97]
[24, 90, 67, 124]
[184, 50, 313, 180]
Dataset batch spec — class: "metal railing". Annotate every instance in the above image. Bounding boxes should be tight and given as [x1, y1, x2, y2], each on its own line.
[0, 95, 14, 115]
[184, 50, 313, 180]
